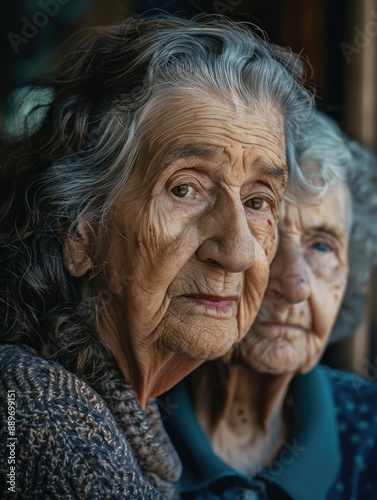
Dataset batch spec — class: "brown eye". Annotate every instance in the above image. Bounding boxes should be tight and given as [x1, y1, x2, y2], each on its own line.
[171, 184, 198, 198]
[245, 197, 269, 211]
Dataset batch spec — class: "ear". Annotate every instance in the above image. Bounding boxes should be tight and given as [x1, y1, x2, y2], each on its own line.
[63, 222, 93, 277]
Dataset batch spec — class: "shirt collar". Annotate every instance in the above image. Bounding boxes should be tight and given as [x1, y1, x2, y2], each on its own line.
[163, 365, 341, 499]
[259, 365, 341, 499]
[163, 378, 250, 492]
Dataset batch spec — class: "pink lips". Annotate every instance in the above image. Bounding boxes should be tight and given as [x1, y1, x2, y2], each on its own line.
[185, 295, 237, 312]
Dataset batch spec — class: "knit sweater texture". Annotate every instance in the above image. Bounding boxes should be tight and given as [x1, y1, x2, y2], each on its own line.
[0, 343, 182, 499]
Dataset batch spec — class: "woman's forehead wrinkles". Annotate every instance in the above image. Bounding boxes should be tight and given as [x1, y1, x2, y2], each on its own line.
[160, 144, 227, 169]
[158, 141, 286, 169]
[228, 154, 288, 183]
[151, 145, 229, 179]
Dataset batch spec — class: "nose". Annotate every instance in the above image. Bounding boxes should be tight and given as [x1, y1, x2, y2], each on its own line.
[265, 239, 311, 304]
[195, 193, 259, 273]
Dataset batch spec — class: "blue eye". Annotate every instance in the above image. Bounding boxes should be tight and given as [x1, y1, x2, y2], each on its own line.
[312, 242, 332, 253]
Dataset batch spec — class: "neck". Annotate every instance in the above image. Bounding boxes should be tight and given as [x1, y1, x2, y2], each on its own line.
[191, 362, 294, 474]
[102, 326, 202, 407]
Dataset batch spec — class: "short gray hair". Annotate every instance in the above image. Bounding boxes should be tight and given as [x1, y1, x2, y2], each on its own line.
[331, 136, 377, 342]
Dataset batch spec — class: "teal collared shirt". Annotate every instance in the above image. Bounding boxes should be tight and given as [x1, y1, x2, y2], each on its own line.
[162, 366, 341, 499]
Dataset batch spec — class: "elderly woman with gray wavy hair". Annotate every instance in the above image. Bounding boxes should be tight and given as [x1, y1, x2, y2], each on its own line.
[164, 112, 377, 499]
[0, 15, 313, 499]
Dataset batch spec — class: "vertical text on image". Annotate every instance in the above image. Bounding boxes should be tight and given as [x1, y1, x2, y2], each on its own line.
[7, 390, 16, 493]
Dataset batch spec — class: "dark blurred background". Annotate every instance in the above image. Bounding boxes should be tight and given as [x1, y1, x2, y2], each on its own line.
[1, 0, 377, 375]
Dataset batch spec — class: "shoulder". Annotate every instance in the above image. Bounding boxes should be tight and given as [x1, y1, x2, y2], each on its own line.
[0, 342, 107, 413]
[319, 364, 377, 424]
[319, 363, 377, 405]
[0, 343, 162, 499]
[319, 365, 377, 498]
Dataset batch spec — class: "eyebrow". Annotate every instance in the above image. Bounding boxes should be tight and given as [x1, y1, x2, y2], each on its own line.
[310, 224, 345, 239]
[257, 163, 287, 179]
[162, 145, 224, 168]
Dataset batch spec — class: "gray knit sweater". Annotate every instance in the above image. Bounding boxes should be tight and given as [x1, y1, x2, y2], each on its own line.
[0, 343, 182, 499]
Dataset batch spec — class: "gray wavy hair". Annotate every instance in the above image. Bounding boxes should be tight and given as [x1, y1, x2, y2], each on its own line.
[0, 15, 314, 374]
[293, 111, 377, 343]
[331, 137, 377, 342]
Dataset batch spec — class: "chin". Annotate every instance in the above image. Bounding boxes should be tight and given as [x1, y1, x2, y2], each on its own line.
[161, 319, 240, 361]
[252, 361, 297, 376]
[184, 334, 238, 361]
[246, 340, 305, 375]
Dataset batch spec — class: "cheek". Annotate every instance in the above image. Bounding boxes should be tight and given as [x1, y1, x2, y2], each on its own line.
[308, 247, 348, 282]
[312, 276, 348, 339]
[251, 214, 278, 264]
[133, 197, 202, 267]
[329, 281, 345, 308]
[105, 198, 203, 312]
[239, 247, 271, 332]
[308, 250, 348, 334]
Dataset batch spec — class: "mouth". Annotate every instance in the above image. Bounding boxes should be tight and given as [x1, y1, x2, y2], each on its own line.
[255, 321, 308, 339]
[184, 294, 238, 314]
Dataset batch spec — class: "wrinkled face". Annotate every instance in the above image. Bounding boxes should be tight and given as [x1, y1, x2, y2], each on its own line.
[235, 178, 350, 374]
[95, 95, 287, 361]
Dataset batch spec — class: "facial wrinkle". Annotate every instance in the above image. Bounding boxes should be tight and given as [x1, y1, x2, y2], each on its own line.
[94, 96, 287, 401]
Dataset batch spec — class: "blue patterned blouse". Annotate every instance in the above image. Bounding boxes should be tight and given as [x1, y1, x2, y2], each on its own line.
[162, 364, 377, 499]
